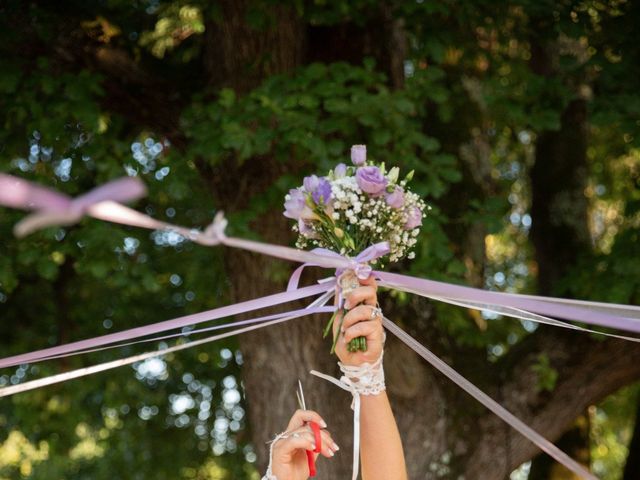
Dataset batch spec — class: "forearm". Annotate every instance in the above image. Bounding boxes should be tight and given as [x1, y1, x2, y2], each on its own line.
[360, 391, 408, 480]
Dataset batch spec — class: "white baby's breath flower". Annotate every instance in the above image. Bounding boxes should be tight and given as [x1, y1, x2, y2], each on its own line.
[285, 154, 428, 266]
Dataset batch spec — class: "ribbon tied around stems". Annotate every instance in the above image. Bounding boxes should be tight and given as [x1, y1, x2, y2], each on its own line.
[286, 241, 390, 292]
[0, 173, 147, 237]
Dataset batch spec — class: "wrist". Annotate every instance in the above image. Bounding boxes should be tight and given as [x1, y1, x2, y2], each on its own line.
[338, 350, 386, 396]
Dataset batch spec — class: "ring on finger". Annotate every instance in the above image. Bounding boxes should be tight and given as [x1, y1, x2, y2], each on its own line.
[370, 306, 382, 319]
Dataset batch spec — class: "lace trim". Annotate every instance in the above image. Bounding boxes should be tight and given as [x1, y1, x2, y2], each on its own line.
[337, 350, 386, 397]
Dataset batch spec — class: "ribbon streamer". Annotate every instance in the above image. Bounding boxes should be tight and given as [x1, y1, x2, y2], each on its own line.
[0, 290, 335, 398]
[1, 175, 637, 334]
[378, 280, 640, 343]
[2, 173, 638, 479]
[0, 282, 332, 369]
[382, 316, 598, 480]
[34, 305, 336, 364]
[0, 173, 147, 237]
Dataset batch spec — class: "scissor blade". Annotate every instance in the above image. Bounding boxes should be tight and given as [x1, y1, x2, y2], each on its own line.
[297, 379, 307, 410]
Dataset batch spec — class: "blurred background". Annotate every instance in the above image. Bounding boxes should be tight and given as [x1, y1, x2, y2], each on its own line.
[0, 1, 638, 479]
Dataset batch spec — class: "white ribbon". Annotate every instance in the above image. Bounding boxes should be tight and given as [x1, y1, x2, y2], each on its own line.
[308, 353, 385, 480]
[310, 369, 362, 480]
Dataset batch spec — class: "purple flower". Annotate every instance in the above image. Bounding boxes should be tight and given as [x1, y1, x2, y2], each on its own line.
[356, 166, 388, 196]
[351, 145, 367, 166]
[283, 188, 306, 219]
[404, 206, 423, 230]
[334, 163, 347, 179]
[385, 186, 405, 209]
[303, 175, 332, 205]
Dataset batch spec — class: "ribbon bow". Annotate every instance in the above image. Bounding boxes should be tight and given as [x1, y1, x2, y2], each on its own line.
[286, 241, 390, 292]
[0, 173, 146, 237]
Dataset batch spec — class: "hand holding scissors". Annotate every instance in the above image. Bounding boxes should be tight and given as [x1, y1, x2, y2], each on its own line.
[270, 382, 339, 480]
[296, 380, 322, 476]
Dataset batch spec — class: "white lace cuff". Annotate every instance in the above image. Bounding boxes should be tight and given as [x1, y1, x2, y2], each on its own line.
[337, 351, 386, 396]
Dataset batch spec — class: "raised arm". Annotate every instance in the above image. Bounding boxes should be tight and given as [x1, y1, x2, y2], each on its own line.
[334, 275, 408, 480]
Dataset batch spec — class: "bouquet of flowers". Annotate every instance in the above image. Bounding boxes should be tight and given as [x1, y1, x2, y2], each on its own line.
[283, 145, 428, 352]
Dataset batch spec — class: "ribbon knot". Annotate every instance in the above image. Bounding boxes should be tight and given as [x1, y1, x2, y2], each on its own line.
[286, 241, 390, 291]
[0, 174, 147, 238]
[198, 211, 228, 246]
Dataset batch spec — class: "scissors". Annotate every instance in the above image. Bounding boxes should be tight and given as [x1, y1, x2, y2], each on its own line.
[297, 379, 322, 477]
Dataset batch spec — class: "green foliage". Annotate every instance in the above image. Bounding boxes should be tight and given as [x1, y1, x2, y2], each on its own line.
[183, 61, 458, 199]
[531, 353, 559, 393]
[591, 383, 640, 479]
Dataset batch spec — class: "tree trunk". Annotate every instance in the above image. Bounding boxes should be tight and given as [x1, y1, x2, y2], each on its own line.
[199, 5, 454, 478]
[623, 397, 640, 480]
[527, 22, 593, 476]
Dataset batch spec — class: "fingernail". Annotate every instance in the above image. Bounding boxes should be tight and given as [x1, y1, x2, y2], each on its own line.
[311, 443, 316, 450]
[321, 420, 328, 428]
[334, 443, 340, 451]
[329, 450, 335, 457]
[344, 301, 351, 309]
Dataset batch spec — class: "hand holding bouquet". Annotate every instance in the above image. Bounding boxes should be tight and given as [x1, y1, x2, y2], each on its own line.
[284, 145, 428, 352]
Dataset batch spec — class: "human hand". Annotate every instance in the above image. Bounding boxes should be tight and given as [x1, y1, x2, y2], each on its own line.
[271, 409, 339, 480]
[333, 275, 385, 367]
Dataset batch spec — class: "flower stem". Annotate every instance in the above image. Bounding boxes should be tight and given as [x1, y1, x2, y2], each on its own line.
[330, 308, 346, 354]
[323, 310, 339, 339]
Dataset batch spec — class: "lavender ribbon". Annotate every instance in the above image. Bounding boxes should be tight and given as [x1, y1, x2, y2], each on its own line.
[286, 242, 390, 291]
[25, 305, 337, 365]
[0, 173, 147, 237]
[383, 317, 598, 480]
[1, 174, 638, 479]
[376, 271, 640, 334]
[0, 282, 332, 369]
[0, 289, 335, 398]
[2, 174, 636, 335]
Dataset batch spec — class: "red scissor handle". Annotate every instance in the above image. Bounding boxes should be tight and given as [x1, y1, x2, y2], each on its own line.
[306, 421, 322, 477]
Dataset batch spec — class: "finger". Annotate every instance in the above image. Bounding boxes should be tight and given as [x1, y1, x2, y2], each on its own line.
[321, 429, 339, 457]
[341, 305, 381, 332]
[286, 409, 328, 431]
[344, 286, 377, 309]
[359, 275, 378, 288]
[274, 433, 317, 456]
[343, 320, 384, 343]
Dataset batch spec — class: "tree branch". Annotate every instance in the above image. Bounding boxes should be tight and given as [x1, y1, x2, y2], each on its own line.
[464, 328, 640, 477]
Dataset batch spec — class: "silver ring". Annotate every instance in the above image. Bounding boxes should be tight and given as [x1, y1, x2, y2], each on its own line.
[292, 432, 301, 438]
[370, 306, 382, 319]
